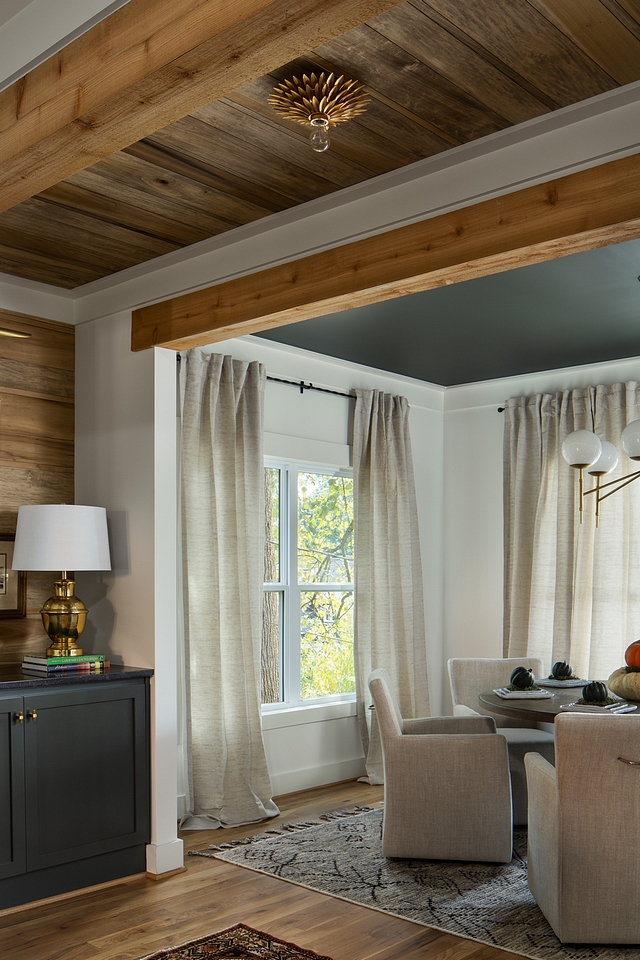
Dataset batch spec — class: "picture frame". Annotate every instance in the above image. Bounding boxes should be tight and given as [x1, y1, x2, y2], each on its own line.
[0, 535, 26, 618]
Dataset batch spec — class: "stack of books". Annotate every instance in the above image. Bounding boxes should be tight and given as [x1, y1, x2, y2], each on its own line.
[21, 654, 110, 675]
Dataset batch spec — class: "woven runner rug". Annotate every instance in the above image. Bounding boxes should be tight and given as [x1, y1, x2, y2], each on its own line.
[190, 807, 639, 960]
[138, 923, 334, 960]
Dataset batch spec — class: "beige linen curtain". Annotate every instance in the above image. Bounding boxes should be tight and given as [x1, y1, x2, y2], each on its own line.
[179, 350, 279, 829]
[353, 389, 430, 784]
[504, 382, 640, 681]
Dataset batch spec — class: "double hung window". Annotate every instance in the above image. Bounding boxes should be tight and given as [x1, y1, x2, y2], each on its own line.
[262, 461, 355, 708]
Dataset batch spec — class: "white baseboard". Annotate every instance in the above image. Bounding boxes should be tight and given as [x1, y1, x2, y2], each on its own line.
[269, 757, 366, 797]
[146, 838, 185, 875]
[176, 757, 367, 821]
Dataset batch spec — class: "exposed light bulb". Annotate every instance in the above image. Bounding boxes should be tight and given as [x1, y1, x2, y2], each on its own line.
[561, 430, 602, 468]
[587, 439, 619, 476]
[309, 115, 330, 153]
[622, 418, 640, 460]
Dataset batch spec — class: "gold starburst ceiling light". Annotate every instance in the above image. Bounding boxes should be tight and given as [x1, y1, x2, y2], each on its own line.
[269, 71, 370, 153]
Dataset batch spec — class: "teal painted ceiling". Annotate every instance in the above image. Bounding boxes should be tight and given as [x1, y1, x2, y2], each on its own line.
[257, 237, 640, 387]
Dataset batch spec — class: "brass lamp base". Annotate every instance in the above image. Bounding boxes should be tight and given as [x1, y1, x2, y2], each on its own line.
[41, 579, 86, 658]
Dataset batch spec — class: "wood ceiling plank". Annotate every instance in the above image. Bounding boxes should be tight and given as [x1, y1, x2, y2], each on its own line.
[131, 151, 640, 351]
[194, 99, 376, 187]
[0, 240, 105, 289]
[422, 0, 616, 103]
[316, 25, 512, 143]
[254, 57, 455, 167]
[1, 198, 179, 269]
[370, 2, 551, 124]
[408, 0, 561, 110]
[94, 150, 268, 227]
[122, 141, 284, 217]
[0, 0, 405, 214]
[600, 1, 640, 41]
[153, 115, 347, 206]
[215, 79, 424, 177]
[528, 0, 640, 83]
[0, 196, 182, 287]
[41, 177, 236, 248]
[229, 81, 427, 174]
[612, 0, 640, 25]
[298, 49, 464, 146]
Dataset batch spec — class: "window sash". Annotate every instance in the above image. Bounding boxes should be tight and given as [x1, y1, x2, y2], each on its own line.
[262, 459, 355, 710]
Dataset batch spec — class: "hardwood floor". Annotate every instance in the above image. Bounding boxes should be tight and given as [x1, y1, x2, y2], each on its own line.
[0, 780, 518, 960]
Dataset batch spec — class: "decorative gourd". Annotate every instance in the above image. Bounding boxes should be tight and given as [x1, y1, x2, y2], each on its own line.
[510, 666, 535, 689]
[581, 680, 608, 703]
[608, 667, 640, 701]
[551, 661, 573, 680]
[624, 641, 640, 671]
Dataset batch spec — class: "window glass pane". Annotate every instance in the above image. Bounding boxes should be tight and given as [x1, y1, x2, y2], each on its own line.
[300, 590, 355, 699]
[264, 467, 280, 583]
[298, 473, 354, 584]
[262, 590, 283, 703]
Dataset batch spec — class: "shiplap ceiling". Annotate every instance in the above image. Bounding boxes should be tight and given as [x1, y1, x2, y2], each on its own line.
[2, 0, 640, 289]
[0, 0, 640, 385]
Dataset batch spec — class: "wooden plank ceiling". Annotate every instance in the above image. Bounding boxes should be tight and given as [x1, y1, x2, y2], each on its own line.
[2, 0, 640, 290]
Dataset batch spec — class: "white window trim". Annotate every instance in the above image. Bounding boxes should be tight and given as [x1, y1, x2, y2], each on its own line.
[261, 698, 357, 730]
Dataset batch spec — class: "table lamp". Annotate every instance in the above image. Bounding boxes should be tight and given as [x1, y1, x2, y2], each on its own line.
[12, 504, 111, 657]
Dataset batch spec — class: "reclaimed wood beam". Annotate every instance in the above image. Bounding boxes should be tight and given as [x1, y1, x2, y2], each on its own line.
[131, 150, 640, 351]
[0, 0, 402, 214]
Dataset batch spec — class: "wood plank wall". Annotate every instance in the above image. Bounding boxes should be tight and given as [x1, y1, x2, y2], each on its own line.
[0, 308, 74, 663]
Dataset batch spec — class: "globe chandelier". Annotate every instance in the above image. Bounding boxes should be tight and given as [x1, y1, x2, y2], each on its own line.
[268, 71, 370, 153]
[562, 421, 640, 525]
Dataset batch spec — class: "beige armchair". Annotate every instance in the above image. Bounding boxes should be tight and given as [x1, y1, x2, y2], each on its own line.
[526, 713, 640, 944]
[447, 658, 555, 825]
[369, 668, 513, 863]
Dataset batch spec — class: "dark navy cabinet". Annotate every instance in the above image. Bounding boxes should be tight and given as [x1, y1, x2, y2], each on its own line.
[0, 668, 151, 909]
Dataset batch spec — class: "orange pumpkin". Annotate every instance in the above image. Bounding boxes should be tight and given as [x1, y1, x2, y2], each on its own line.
[624, 640, 640, 670]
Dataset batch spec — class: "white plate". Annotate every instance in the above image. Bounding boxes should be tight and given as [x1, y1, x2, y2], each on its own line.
[559, 701, 638, 713]
[493, 687, 552, 699]
[539, 678, 587, 688]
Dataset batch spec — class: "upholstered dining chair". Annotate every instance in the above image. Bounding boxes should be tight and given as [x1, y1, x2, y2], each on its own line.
[526, 713, 640, 944]
[368, 668, 513, 862]
[447, 658, 555, 825]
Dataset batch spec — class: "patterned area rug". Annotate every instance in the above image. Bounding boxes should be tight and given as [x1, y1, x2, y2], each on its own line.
[190, 807, 639, 960]
[138, 923, 334, 960]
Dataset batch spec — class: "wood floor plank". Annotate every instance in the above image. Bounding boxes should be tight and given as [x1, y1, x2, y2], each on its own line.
[0, 780, 525, 960]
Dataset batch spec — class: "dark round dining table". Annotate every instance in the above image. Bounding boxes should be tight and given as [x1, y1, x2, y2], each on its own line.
[478, 685, 591, 724]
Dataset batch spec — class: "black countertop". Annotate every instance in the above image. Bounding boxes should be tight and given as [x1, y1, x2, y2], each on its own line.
[0, 664, 153, 690]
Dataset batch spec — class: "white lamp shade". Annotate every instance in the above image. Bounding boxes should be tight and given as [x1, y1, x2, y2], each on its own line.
[12, 504, 111, 572]
[622, 419, 640, 461]
[561, 430, 602, 468]
[587, 439, 619, 476]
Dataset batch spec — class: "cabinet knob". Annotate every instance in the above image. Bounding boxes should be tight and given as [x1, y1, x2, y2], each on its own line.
[27, 709, 37, 721]
[14, 711, 24, 724]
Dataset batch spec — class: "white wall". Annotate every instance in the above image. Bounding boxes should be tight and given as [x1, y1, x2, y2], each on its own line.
[442, 354, 640, 712]
[75, 312, 183, 874]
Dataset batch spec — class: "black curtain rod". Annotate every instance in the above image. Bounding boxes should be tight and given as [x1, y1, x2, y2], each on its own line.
[176, 355, 354, 399]
[267, 375, 355, 400]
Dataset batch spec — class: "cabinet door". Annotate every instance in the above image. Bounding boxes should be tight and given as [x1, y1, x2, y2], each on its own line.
[0, 697, 26, 880]
[24, 681, 149, 872]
